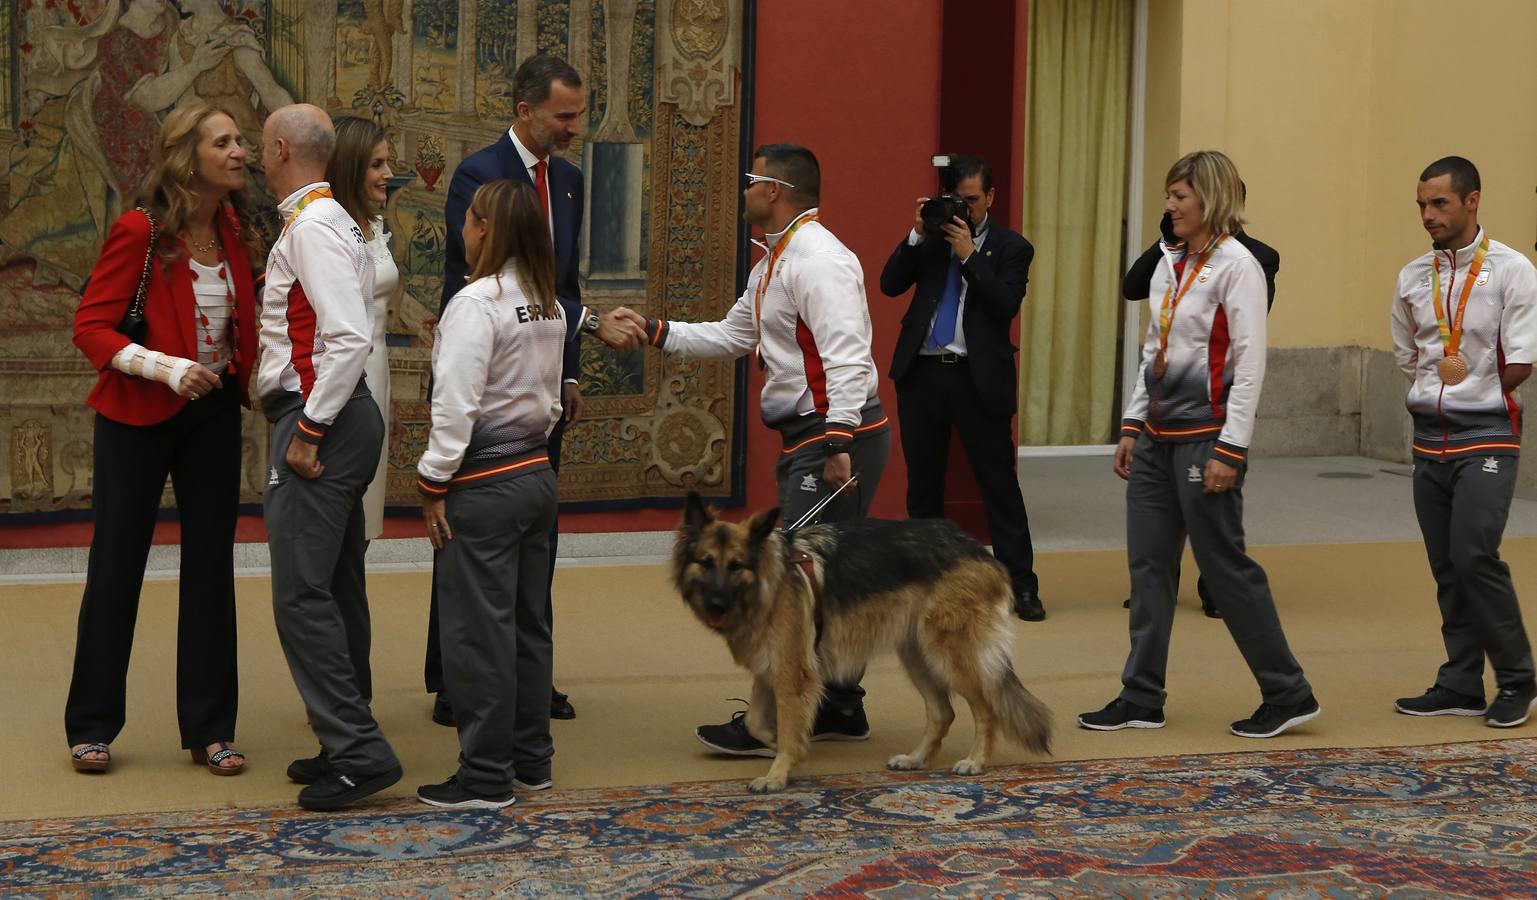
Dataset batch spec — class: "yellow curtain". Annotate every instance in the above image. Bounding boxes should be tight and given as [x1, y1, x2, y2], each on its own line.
[1019, 0, 1132, 445]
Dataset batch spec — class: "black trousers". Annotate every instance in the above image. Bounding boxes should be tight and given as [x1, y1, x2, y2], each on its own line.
[896, 356, 1038, 595]
[425, 417, 565, 695]
[65, 384, 241, 749]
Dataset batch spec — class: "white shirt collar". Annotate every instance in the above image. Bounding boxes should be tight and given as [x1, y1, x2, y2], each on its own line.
[764, 208, 819, 249]
[507, 127, 544, 172]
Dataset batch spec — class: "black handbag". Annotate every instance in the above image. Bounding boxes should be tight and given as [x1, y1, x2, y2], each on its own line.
[115, 207, 157, 344]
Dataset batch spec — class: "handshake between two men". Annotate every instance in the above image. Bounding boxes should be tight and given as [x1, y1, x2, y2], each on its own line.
[588, 307, 651, 352]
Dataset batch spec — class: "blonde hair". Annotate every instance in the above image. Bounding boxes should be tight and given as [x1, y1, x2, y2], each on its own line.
[467, 179, 557, 311]
[134, 102, 261, 266]
[1165, 150, 1245, 237]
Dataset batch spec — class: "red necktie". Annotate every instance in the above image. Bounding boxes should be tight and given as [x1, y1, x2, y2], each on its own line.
[533, 159, 550, 221]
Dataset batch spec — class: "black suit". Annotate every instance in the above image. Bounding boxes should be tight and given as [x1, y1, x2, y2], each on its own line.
[425, 132, 586, 697]
[879, 219, 1039, 597]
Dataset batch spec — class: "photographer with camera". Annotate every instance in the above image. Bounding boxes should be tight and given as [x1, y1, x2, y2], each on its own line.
[879, 154, 1044, 622]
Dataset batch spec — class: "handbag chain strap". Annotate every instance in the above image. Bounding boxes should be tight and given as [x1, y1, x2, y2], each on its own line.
[128, 206, 158, 318]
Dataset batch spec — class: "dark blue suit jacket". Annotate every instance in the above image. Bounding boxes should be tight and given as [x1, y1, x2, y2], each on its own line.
[879, 222, 1034, 418]
[441, 132, 584, 380]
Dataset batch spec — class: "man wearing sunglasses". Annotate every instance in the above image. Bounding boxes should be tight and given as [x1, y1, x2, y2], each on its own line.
[879, 154, 1044, 622]
[613, 144, 892, 754]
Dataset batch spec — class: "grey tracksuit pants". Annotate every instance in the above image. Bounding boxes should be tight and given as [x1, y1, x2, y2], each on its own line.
[266, 393, 397, 775]
[1121, 436, 1312, 710]
[1413, 454, 1535, 695]
[436, 469, 559, 795]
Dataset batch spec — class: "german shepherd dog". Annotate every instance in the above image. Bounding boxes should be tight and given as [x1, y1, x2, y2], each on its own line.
[674, 492, 1052, 793]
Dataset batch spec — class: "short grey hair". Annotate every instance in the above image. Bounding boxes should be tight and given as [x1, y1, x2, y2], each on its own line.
[269, 104, 336, 166]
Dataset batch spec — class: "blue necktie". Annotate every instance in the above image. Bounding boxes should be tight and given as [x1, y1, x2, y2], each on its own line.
[929, 254, 962, 349]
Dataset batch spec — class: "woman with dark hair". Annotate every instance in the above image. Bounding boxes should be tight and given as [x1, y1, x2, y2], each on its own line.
[1079, 150, 1318, 740]
[326, 116, 397, 540]
[414, 180, 566, 808]
[67, 103, 260, 775]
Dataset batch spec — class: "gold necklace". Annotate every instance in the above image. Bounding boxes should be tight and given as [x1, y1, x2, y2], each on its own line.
[187, 233, 218, 254]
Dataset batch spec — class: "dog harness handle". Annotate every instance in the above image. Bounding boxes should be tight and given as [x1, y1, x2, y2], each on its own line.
[787, 547, 825, 648]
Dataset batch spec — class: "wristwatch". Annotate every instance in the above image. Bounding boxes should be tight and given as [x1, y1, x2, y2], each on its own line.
[581, 312, 601, 335]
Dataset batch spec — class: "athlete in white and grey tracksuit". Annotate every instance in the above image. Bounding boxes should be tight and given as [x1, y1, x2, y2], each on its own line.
[259, 178, 398, 803]
[1391, 210, 1537, 725]
[418, 261, 566, 801]
[1096, 230, 1316, 735]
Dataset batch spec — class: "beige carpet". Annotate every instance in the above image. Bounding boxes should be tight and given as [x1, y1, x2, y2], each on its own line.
[4, 539, 1535, 822]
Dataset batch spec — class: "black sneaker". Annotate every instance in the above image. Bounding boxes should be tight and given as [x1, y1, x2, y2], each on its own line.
[1394, 685, 1486, 717]
[286, 748, 332, 785]
[513, 774, 553, 792]
[696, 707, 871, 756]
[417, 775, 515, 809]
[812, 705, 870, 741]
[1230, 694, 1320, 738]
[1485, 686, 1537, 728]
[431, 694, 456, 728]
[298, 764, 402, 812]
[1077, 698, 1165, 730]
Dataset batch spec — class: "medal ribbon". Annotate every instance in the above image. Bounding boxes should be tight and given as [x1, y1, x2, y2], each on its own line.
[754, 211, 819, 338]
[1430, 233, 1490, 358]
[283, 186, 334, 233]
[1156, 235, 1226, 355]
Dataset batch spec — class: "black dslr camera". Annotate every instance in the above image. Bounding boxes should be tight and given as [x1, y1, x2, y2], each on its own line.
[919, 153, 970, 237]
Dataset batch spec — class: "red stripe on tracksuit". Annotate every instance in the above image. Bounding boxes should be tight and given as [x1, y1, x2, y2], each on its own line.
[1498, 341, 1521, 436]
[795, 317, 830, 415]
[1208, 304, 1230, 418]
[287, 282, 318, 399]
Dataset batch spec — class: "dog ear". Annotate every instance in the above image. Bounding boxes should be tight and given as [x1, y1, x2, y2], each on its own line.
[682, 491, 715, 530]
[746, 506, 780, 546]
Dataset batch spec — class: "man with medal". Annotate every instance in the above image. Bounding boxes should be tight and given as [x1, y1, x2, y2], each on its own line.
[258, 104, 401, 810]
[610, 143, 892, 754]
[1390, 156, 1537, 728]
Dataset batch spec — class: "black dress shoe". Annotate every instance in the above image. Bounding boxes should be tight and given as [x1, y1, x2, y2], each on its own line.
[1014, 592, 1046, 621]
[1196, 576, 1222, 618]
[431, 693, 456, 727]
[286, 747, 332, 785]
[551, 688, 576, 720]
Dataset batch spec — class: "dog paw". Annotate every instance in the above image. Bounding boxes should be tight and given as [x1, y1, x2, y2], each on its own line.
[748, 775, 787, 794]
[952, 759, 983, 776]
[887, 754, 925, 771]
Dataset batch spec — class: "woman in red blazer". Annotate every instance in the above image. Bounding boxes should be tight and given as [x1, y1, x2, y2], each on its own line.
[67, 103, 260, 776]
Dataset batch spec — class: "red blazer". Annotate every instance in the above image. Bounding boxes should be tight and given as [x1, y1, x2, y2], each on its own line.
[74, 208, 259, 426]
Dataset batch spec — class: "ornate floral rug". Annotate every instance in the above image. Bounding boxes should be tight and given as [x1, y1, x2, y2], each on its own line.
[5, 739, 1536, 897]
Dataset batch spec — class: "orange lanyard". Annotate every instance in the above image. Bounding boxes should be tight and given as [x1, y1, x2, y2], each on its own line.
[1156, 235, 1225, 353]
[283, 186, 333, 233]
[753, 211, 819, 337]
[1431, 234, 1490, 357]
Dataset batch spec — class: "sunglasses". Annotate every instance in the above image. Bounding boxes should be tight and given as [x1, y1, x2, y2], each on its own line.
[745, 172, 795, 189]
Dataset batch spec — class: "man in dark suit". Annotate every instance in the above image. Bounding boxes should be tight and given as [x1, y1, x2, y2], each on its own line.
[879, 154, 1044, 622]
[426, 55, 587, 726]
[1120, 206, 1280, 619]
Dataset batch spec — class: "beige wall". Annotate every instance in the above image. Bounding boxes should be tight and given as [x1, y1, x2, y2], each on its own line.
[1143, 0, 1537, 350]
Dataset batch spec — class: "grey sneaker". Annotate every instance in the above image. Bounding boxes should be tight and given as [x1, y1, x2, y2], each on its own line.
[1394, 685, 1485, 717]
[1485, 686, 1537, 728]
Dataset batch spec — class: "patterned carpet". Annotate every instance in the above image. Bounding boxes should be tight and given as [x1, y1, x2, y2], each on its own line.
[6, 739, 1537, 897]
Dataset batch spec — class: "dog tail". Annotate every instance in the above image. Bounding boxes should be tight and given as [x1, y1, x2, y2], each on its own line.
[987, 660, 1053, 757]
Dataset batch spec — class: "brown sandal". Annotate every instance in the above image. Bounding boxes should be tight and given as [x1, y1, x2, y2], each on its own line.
[191, 741, 246, 776]
[71, 743, 111, 773]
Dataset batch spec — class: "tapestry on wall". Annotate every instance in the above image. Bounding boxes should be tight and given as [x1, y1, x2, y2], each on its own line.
[0, 0, 747, 515]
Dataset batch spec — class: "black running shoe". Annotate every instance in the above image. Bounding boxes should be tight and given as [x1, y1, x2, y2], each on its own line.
[417, 775, 515, 809]
[298, 764, 402, 812]
[1077, 698, 1165, 730]
[812, 705, 870, 741]
[1394, 685, 1486, 717]
[1230, 694, 1320, 738]
[1485, 686, 1537, 728]
[286, 748, 332, 785]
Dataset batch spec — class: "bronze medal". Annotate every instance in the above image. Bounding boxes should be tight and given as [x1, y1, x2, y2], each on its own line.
[1153, 350, 1168, 378]
[1437, 354, 1467, 385]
